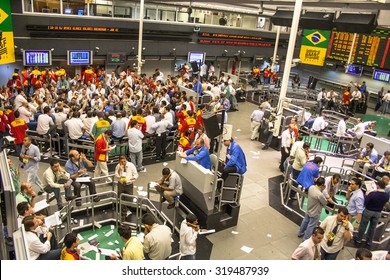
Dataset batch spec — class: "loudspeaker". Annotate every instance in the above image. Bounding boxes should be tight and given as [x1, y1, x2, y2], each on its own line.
[202, 113, 221, 139]
[190, 61, 199, 73]
[334, 13, 377, 34]
[300, 12, 334, 30]
[271, 10, 294, 27]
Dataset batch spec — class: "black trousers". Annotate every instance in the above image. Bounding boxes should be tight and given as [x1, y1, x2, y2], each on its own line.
[71, 181, 97, 197]
[155, 132, 167, 159]
[279, 147, 290, 172]
[222, 165, 237, 181]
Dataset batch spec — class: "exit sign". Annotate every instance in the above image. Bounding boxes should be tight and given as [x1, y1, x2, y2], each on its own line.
[194, 25, 200, 32]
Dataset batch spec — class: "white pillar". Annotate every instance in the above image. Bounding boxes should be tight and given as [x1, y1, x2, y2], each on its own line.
[274, 0, 303, 136]
[137, 0, 145, 76]
[347, 33, 357, 65]
[271, 26, 281, 72]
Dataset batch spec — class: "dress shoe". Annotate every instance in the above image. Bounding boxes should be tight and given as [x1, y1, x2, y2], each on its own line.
[160, 197, 166, 203]
[262, 146, 269, 150]
[297, 234, 304, 238]
[93, 196, 101, 202]
[167, 203, 175, 209]
[65, 196, 77, 201]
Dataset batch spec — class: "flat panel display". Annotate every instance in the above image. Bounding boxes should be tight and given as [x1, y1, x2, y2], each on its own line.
[345, 64, 363, 76]
[107, 52, 126, 65]
[23, 50, 52, 66]
[372, 69, 390, 82]
[67, 50, 93, 65]
[188, 52, 206, 65]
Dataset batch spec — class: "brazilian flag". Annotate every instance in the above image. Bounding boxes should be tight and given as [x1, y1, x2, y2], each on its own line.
[0, 0, 15, 64]
[302, 30, 330, 48]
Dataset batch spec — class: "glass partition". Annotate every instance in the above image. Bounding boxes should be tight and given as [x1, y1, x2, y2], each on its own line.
[25, 0, 276, 31]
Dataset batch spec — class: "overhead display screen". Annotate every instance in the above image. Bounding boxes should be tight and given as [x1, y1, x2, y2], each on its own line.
[67, 50, 93, 65]
[107, 52, 126, 65]
[23, 50, 52, 66]
[372, 69, 390, 82]
[327, 30, 390, 70]
[345, 64, 363, 76]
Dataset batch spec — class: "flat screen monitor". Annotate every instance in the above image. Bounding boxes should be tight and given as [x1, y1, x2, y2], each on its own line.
[67, 50, 93, 65]
[372, 69, 390, 83]
[345, 64, 363, 76]
[188, 52, 206, 65]
[64, 8, 72, 14]
[23, 50, 52, 66]
[107, 52, 126, 65]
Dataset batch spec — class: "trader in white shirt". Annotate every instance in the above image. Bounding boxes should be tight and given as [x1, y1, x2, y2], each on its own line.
[250, 105, 264, 141]
[350, 87, 361, 115]
[23, 215, 61, 260]
[347, 117, 365, 140]
[312, 113, 328, 133]
[279, 124, 295, 172]
[336, 116, 352, 154]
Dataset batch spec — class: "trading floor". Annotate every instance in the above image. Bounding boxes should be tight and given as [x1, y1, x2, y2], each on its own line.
[11, 101, 388, 260]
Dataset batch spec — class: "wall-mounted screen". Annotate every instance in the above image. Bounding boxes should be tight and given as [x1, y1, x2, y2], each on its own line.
[23, 50, 52, 66]
[345, 64, 363, 76]
[67, 50, 93, 65]
[372, 69, 390, 82]
[107, 52, 126, 65]
[188, 52, 206, 65]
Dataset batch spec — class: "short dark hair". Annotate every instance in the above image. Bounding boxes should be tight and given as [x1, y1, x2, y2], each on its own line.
[142, 213, 156, 226]
[366, 142, 374, 149]
[338, 207, 349, 216]
[64, 232, 78, 248]
[315, 177, 325, 186]
[43, 106, 51, 114]
[351, 177, 362, 188]
[117, 224, 132, 240]
[312, 226, 324, 236]
[17, 201, 30, 216]
[22, 216, 35, 231]
[355, 248, 372, 260]
[50, 159, 59, 166]
[14, 111, 20, 118]
[303, 142, 310, 149]
[104, 129, 113, 136]
[162, 167, 170, 176]
[130, 120, 137, 128]
[332, 174, 342, 180]
[377, 180, 386, 190]
[313, 157, 323, 165]
[186, 213, 197, 224]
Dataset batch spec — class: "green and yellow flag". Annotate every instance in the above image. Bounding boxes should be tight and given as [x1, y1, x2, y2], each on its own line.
[299, 29, 330, 66]
[0, 0, 15, 65]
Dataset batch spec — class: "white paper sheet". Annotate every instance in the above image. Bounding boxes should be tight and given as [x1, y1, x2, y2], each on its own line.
[241, 246, 253, 254]
[88, 234, 99, 241]
[199, 229, 216, 235]
[149, 182, 158, 189]
[33, 200, 49, 212]
[180, 158, 188, 164]
[76, 176, 91, 183]
[231, 231, 239, 235]
[44, 211, 62, 227]
[110, 225, 115, 230]
[104, 230, 113, 237]
[77, 234, 83, 241]
[99, 248, 119, 257]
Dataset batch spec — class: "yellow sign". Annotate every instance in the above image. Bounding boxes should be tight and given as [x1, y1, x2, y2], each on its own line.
[0, 32, 15, 64]
[0, 8, 9, 25]
[299, 46, 327, 66]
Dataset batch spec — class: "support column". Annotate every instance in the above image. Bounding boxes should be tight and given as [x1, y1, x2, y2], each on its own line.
[271, 26, 281, 72]
[274, 0, 303, 136]
[137, 0, 145, 76]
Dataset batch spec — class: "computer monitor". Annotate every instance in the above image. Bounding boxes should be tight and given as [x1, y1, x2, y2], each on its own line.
[23, 50, 52, 66]
[64, 8, 72, 14]
[77, 9, 84, 15]
[67, 50, 93, 65]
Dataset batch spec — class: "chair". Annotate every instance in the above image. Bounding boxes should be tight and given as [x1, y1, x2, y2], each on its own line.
[210, 154, 218, 172]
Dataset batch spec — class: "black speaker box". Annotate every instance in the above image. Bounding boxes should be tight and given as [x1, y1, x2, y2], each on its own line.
[334, 13, 377, 34]
[202, 113, 221, 139]
[190, 61, 199, 73]
[271, 10, 294, 27]
[300, 12, 334, 30]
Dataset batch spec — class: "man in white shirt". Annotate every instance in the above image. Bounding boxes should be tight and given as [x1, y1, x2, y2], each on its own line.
[350, 87, 361, 115]
[64, 112, 85, 140]
[23, 216, 61, 260]
[180, 213, 200, 260]
[36, 106, 55, 136]
[115, 155, 138, 221]
[67, 85, 78, 103]
[312, 113, 327, 133]
[250, 105, 264, 141]
[14, 91, 28, 111]
[291, 227, 324, 260]
[279, 124, 295, 172]
[18, 103, 33, 124]
[128, 120, 144, 172]
[349, 117, 365, 140]
[52, 107, 68, 133]
[316, 88, 326, 115]
[144, 110, 156, 136]
[336, 116, 352, 154]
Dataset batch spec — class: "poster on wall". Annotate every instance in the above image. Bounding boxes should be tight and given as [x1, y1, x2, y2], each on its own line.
[299, 29, 330, 66]
[0, 0, 15, 65]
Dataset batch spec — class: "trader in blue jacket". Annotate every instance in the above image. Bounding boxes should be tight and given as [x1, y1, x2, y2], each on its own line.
[180, 138, 211, 170]
[222, 138, 247, 180]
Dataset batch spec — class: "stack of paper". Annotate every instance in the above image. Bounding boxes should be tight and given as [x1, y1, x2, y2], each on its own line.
[44, 211, 62, 227]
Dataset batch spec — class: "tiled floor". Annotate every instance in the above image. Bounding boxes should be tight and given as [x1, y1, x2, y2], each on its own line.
[12, 101, 362, 260]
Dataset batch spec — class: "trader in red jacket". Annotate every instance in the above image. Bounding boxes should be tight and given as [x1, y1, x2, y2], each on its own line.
[10, 111, 28, 156]
[94, 130, 113, 181]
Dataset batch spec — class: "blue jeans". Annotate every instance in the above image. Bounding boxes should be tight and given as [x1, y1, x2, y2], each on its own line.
[382, 101, 389, 115]
[37, 248, 62, 260]
[320, 247, 340, 260]
[298, 213, 320, 240]
[356, 209, 381, 243]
